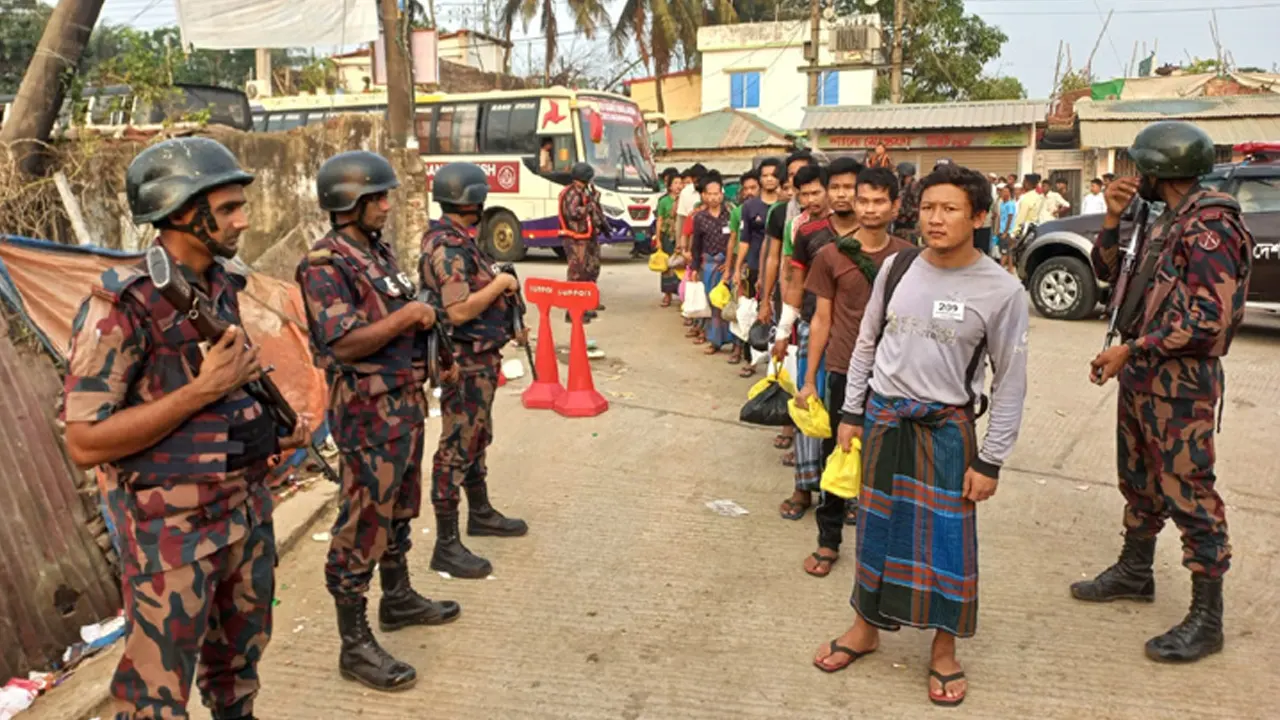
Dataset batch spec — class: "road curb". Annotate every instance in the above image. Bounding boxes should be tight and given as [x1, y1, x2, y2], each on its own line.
[21, 480, 339, 720]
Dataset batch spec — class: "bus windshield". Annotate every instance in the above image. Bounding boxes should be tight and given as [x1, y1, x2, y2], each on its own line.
[579, 98, 659, 192]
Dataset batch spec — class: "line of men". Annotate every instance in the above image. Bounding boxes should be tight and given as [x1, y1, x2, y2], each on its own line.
[61, 139, 531, 718]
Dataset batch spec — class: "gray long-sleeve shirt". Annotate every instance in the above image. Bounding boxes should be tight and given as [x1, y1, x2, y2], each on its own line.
[842, 251, 1029, 476]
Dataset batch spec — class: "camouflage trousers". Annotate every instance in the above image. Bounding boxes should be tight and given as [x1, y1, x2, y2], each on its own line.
[433, 355, 499, 512]
[564, 238, 601, 283]
[110, 520, 276, 719]
[325, 420, 425, 600]
[1117, 387, 1231, 577]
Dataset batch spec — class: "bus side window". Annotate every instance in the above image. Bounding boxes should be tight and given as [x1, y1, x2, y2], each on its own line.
[508, 102, 539, 155]
[552, 136, 575, 174]
[415, 109, 435, 150]
[435, 105, 456, 153]
[453, 103, 479, 153]
[483, 102, 512, 153]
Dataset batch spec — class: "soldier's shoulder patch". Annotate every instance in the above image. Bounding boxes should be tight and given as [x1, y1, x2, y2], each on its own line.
[307, 248, 335, 264]
[1196, 233, 1221, 252]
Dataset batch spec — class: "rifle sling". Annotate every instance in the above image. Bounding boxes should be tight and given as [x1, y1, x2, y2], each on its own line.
[1116, 228, 1167, 337]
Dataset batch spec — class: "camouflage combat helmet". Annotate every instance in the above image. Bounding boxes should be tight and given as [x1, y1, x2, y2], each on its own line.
[570, 162, 595, 184]
[1129, 120, 1216, 179]
[431, 162, 489, 208]
[126, 137, 254, 225]
[316, 151, 400, 212]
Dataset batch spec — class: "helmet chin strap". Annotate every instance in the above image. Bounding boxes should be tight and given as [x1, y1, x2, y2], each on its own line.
[166, 196, 236, 259]
[330, 198, 382, 242]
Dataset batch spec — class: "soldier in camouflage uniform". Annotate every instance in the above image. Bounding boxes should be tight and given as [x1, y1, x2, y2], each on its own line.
[1073, 121, 1253, 663]
[295, 151, 460, 692]
[558, 162, 606, 320]
[62, 138, 312, 719]
[420, 162, 529, 579]
[892, 162, 920, 245]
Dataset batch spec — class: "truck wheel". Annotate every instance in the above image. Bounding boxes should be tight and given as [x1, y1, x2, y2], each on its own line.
[482, 210, 526, 262]
[1030, 255, 1098, 321]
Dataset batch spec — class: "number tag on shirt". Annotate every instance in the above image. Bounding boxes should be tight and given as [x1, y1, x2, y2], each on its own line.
[933, 300, 965, 322]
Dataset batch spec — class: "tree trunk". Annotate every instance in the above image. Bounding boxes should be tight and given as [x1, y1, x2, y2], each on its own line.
[379, 0, 411, 149]
[0, 0, 106, 176]
[890, 0, 904, 103]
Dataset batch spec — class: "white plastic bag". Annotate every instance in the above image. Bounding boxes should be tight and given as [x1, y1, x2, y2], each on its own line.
[681, 280, 711, 319]
[731, 297, 758, 341]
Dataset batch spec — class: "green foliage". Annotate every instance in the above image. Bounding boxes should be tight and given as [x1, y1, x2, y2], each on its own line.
[1183, 57, 1222, 75]
[967, 74, 1027, 101]
[298, 57, 337, 94]
[1058, 69, 1091, 94]
[0, 0, 54, 95]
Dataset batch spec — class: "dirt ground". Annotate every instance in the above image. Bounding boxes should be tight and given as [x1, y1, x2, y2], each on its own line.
[81, 249, 1280, 719]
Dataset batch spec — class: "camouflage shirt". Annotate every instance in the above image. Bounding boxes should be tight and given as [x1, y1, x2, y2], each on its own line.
[62, 252, 273, 576]
[1092, 187, 1254, 400]
[419, 215, 511, 371]
[296, 229, 426, 450]
[896, 178, 920, 228]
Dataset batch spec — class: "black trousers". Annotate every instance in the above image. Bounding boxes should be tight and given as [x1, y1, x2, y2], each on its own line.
[816, 371, 853, 551]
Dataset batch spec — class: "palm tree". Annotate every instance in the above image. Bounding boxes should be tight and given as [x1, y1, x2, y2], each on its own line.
[499, 0, 611, 84]
[611, 0, 736, 114]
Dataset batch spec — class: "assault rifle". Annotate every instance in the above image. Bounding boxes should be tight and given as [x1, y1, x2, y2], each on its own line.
[417, 287, 457, 387]
[490, 262, 537, 380]
[146, 247, 341, 484]
[1094, 199, 1151, 383]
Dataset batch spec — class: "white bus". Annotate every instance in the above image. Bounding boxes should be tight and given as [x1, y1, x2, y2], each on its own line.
[252, 87, 664, 261]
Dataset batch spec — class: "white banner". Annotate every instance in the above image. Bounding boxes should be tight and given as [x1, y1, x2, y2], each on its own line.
[175, 0, 379, 50]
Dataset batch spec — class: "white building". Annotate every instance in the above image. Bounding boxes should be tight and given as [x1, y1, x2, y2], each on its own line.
[697, 18, 880, 131]
[437, 30, 510, 74]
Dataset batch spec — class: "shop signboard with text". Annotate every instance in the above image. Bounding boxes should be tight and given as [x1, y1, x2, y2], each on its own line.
[818, 130, 1029, 151]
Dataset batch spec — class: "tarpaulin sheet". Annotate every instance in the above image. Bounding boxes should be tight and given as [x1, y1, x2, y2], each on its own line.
[175, 0, 379, 50]
[0, 235, 329, 458]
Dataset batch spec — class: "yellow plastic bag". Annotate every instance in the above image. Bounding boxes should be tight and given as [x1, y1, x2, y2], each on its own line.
[788, 394, 832, 439]
[821, 439, 863, 499]
[747, 367, 796, 400]
[708, 281, 732, 309]
[648, 249, 670, 272]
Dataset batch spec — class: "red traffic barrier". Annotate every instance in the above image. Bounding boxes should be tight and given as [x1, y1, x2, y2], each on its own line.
[521, 277, 566, 409]
[520, 277, 607, 417]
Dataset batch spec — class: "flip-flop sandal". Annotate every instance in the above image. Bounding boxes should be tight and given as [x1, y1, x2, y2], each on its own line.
[813, 640, 872, 674]
[928, 669, 967, 707]
[805, 551, 838, 577]
[703, 346, 720, 355]
[844, 504, 858, 526]
[781, 452, 796, 467]
[727, 355, 742, 365]
[773, 435, 794, 450]
[778, 497, 810, 520]
[739, 366, 757, 378]
[661, 299, 672, 308]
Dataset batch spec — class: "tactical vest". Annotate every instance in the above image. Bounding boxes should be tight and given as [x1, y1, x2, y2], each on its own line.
[297, 231, 423, 397]
[420, 221, 511, 358]
[94, 261, 273, 486]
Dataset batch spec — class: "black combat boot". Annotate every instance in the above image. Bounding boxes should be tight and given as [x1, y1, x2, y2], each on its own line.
[466, 483, 529, 537]
[1145, 574, 1224, 663]
[334, 598, 417, 692]
[378, 559, 461, 631]
[429, 511, 493, 578]
[1069, 533, 1156, 602]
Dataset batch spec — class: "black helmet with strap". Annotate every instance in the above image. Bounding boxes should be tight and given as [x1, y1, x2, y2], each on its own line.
[431, 162, 489, 211]
[317, 151, 400, 237]
[1129, 120, 1216, 179]
[126, 137, 254, 225]
[896, 161, 916, 177]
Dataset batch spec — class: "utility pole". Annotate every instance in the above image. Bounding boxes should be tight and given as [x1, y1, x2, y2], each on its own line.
[0, 0, 106, 175]
[806, 0, 820, 106]
[890, 0, 905, 103]
[380, 0, 411, 149]
[1083, 9, 1113, 80]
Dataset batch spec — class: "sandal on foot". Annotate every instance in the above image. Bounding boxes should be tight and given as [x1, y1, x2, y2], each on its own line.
[778, 497, 810, 520]
[805, 551, 838, 578]
[773, 435, 794, 450]
[928, 669, 967, 707]
[739, 365, 757, 378]
[780, 452, 796, 467]
[813, 640, 871, 674]
[844, 503, 858, 526]
[727, 355, 742, 365]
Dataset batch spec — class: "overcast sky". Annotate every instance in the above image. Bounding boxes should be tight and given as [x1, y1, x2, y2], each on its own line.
[99, 0, 1277, 98]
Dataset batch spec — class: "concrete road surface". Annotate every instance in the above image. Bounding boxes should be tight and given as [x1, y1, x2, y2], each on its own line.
[158, 250, 1280, 719]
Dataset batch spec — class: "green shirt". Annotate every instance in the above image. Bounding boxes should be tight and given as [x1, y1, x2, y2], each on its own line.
[657, 194, 676, 242]
[782, 218, 794, 257]
[728, 203, 743, 255]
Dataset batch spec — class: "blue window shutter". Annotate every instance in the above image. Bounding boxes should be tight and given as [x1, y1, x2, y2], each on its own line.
[746, 72, 760, 109]
[821, 72, 839, 105]
[731, 73, 744, 108]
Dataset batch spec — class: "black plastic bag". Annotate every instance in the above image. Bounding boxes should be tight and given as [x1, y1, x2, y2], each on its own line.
[748, 321, 772, 352]
[739, 381, 794, 427]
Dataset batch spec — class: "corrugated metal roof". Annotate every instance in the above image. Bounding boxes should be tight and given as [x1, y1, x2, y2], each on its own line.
[1076, 94, 1280, 121]
[1081, 116, 1280, 149]
[802, 99, 1050, 131]
[0, 315, 121, 680]
[669, 108, 794, 150]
